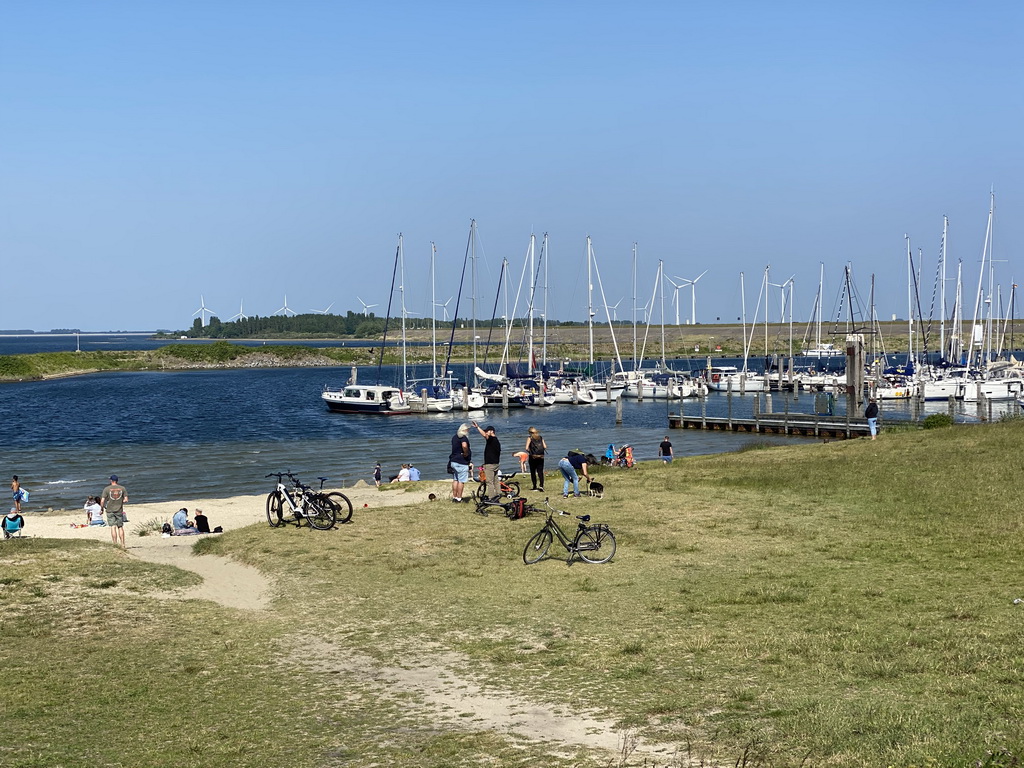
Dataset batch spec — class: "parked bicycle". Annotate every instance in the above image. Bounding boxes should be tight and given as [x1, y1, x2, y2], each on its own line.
[522, 498, 616, 564]
[265, 472, 351, 530]
[474, 470, 521, 501]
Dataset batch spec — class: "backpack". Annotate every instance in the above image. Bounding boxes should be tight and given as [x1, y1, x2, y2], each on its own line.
[506, 497, 527, 520]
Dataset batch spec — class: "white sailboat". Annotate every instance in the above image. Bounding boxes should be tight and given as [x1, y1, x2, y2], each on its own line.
[707, 269, 768, 393]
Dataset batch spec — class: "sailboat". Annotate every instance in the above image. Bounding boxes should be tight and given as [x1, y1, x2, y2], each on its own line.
[706, 269, 768, 393]
[802, 263, 842, 357]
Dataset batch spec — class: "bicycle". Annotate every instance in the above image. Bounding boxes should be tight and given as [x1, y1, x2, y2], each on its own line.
[522, 498, 616, 564]
[474, 470, 521, 501]
[474, 494, 531, 520]
[265, 472, 348, 530]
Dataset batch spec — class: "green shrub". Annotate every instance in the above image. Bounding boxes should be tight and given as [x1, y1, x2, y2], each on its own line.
[0, 355, 34, 377]
[922, 413, 955, 429]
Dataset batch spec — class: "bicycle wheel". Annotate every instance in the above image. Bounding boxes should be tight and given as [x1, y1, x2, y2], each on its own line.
[523, 529, 553, 564]
[505, 481, 521, 498]
[474, 482, 488, 500]
[325, 492, 353, 524]
[306, 496, 337, 531]
[576, 526, 616, 564]
[266, 491, 285, 528]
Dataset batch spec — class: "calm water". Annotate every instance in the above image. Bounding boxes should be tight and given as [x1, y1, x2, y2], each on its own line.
[3, 365, 828, 510]
[2, 338, 1014, 511]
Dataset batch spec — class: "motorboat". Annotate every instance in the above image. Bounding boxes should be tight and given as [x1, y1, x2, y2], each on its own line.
[321, 384, 412, 415]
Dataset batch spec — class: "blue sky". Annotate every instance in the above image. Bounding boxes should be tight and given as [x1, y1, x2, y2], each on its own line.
[2, 1, 1022, 332]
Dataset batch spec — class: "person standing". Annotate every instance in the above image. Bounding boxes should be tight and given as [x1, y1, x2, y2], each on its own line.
[448, 423, 472, 503]
[372, 463, 382, 488]
[865, 398, 879, 440]
[100, 474, 128, 548]
[11, 475, 22, 512]
[659, 436, 674, 463]
[526, 427, 547, 491]
[473, 422, 501, 501]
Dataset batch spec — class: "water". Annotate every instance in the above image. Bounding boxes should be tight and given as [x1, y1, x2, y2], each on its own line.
[3, 338, 1017, 510]
[2, 365, 826, 510]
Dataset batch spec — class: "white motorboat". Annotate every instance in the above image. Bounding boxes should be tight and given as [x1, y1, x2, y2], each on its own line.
[322, 384, 413, 415]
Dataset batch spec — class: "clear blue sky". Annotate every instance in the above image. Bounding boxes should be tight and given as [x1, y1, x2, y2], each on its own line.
[2, 1, 1022, 332]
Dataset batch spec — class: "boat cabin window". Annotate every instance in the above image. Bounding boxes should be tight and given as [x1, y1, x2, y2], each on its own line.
[343, 388, 361, 398]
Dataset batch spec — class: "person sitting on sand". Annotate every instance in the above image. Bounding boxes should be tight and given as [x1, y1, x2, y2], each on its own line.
[84, 496, 105, 526]
[171, 507, 200, 535]
[193, 509, 211, 534]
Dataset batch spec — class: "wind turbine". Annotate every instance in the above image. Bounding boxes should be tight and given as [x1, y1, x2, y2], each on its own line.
[273, 295, 297, 317]
[434, 296, 453, 322]
[666, 277, 686, 325]
[192, 295, 216, 326]
[608, 298, 623, 322]
[228, 300, 248, 322]
[768, 276, 795, 323]
[674, 270, 708, 325]
[357, 296, 378, 314]
[311, 302, 335, 315]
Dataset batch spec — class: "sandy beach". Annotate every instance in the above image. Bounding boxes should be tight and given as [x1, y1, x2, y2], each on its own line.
[14, 480, 438, 610]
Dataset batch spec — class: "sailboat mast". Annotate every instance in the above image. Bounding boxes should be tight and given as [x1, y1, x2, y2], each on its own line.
[816, 262, 824, 349]
[399, 234, 407, 386]
[527, 233, 535, 375]
[940, 216, 948, 359]
[906, 235, 913, 365]
[587, 236, 594, 367]
[471, 219, 479, 378]
[739, 272, 747, 374]
[658, 260, 666, 368]
[430, 242, 437, 379]
[631, 242, 638, 372]
[542, 233, 549, 368]
[968, 195, 993, 368]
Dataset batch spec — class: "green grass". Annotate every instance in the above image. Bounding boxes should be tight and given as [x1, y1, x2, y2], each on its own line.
[4, 424, 1024, 766]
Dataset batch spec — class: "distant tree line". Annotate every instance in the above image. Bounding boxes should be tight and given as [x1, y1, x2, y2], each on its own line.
[180, 312, 592, 339]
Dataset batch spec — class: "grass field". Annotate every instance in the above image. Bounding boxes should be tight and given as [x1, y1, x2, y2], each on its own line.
[3, 421, 1024, 766]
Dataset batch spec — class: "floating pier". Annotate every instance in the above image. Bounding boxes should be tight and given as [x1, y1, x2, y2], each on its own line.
[668, 411, 872, 439]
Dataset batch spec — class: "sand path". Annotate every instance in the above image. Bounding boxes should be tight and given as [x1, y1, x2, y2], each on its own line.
[20, 483, 678, 761]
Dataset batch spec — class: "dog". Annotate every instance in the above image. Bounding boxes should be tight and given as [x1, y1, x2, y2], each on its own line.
[587, 479, 604, 499]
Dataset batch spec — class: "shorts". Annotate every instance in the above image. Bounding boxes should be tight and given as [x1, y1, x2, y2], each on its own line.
[106, 511, 126, 528]
[450, 462, 470, 483]
[89, 520, 107, 526]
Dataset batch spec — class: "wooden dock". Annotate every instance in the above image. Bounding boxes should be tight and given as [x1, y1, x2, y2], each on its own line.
[668, 411, 872, 439]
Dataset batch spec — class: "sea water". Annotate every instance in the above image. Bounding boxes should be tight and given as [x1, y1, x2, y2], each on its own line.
[1, 343, 1012, 510]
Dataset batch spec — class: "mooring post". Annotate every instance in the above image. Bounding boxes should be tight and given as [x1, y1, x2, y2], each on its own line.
[419, 388, 428, 413]
[615, 392, 623, 424]
[727, 378, 734, 428]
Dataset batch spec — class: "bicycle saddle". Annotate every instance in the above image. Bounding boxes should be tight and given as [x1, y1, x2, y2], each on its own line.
[577, 514, 591, 522]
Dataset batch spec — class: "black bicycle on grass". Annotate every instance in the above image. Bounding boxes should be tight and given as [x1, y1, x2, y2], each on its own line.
[265, 472, 352, 530]
[522, 498, 616, 564]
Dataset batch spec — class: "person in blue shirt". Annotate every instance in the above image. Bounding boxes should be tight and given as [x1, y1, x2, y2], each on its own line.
[171, 508, 199, 535]
[408, 465, 421, 482]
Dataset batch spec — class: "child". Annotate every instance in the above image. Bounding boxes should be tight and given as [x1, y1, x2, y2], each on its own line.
[513, 450, 529, 473]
